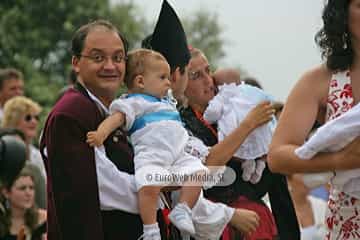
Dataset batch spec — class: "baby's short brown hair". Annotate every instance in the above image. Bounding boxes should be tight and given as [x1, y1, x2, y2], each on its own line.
[124, 49, 167, 89]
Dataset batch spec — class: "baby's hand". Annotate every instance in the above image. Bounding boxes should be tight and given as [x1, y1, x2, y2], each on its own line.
[86, 131, 105, 147]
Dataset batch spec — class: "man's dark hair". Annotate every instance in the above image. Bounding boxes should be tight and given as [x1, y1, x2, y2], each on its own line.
[71, 19, 129, 57]
[315, 0, 352, 71]
[177, 65, 186, 75]
[0, 69, 23, 90]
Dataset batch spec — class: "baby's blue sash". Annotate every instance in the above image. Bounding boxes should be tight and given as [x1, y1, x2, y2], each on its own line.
[127, 94, 182, 135]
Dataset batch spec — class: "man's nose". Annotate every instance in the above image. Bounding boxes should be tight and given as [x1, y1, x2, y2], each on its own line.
[103, 57, 117, 70]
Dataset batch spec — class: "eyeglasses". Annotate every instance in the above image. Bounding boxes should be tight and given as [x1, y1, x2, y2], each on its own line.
[188, 65, 211, 81]
[24, 114, 40, 122]
[78, 53, 128, 64]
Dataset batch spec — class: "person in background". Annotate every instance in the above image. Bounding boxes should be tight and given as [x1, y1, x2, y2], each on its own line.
[0, 128, 28, 239]
[212, 69, 264, 90]
[1, 97, 44, 178]
[181, 47, 299, 240]
[287, 174, 327, 240]
[0, 128, 27, 187]
[0, 69, 24, 122]
[212, 69, 241, 86]
[0, 166, 47, 240]
[1, 97, 45, 209]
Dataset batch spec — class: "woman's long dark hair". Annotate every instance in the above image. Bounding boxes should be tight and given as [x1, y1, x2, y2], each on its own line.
[0, 166, 39, 237]
[315, 0, 353, 71]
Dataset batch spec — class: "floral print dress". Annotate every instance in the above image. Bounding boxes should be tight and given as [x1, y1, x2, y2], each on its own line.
[325, 70, 360, 240]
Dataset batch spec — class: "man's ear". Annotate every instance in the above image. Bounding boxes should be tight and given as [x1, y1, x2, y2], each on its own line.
[134, 75, 145, 89]
[171, 67, 180, 84]
[72, 56, 80, 74]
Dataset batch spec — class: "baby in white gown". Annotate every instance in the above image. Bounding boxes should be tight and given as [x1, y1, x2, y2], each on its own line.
[204, 78, 276, 184]
[295, 102, 360, 190]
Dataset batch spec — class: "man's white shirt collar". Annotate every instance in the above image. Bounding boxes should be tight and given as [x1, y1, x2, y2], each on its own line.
[85, 88, 110, 115]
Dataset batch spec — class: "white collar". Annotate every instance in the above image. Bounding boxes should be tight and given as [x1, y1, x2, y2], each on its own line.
[85, 88, 110, 115]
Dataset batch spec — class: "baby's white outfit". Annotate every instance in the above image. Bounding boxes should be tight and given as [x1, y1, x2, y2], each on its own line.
[203, 83, 276, 183]
[295, 102, 360, 189]
[95, 91, 235, 240]
[110, 93, 207, 190]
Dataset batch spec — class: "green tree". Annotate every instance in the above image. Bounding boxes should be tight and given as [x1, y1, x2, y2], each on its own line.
[0, 0, 147, 111]
[141, 7, 225, 68]
[182, 9, 225, 68]
[0, 0, 109, 80]
[109, 2, 149, 50]
[0, 0, 224, 112]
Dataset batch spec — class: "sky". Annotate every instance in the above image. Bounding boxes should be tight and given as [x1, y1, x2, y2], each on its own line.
[113, 0, 325, 101]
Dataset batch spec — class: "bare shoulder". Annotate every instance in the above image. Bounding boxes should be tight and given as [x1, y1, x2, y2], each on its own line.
[298, 64, 330, 91]
[288, 64, 330, 105]
[301, 64, 330, 79]
[37, 208, 47, 224]
[273, 64, 331, 145]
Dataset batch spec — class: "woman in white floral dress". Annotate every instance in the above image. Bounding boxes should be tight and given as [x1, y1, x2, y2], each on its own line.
[269, 0, 360, 239]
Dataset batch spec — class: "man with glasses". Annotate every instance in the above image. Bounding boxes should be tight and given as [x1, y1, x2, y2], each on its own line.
[40, 20, 167, 240]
